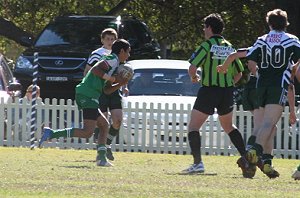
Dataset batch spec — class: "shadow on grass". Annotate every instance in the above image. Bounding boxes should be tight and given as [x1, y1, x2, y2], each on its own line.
[167, 172, 218, 176]
[61, 165, 92, 169]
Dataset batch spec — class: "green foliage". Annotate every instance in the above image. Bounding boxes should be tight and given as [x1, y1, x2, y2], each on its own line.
[0, 0, 292, 60]
[0, 147, 300, 198]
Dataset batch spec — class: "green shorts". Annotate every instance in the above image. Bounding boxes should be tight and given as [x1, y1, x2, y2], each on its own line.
[75, 94, 99, 110]
[256, 87, 288, 107]
[242, 87, 259, 111]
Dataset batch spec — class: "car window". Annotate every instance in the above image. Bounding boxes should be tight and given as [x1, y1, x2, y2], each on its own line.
[0, 68, 5, 91]
[35, 19, 153, 48]
[120, 21, 152, 48]
[128, 69, 201, 96]
[35, 20, 118, 47]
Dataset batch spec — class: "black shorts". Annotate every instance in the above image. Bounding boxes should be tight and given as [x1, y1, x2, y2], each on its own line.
[193, 86, 234, 115]
[99, 90, 122, 112]
[242, 87, 259, 111]
[82, 108, 100, 120]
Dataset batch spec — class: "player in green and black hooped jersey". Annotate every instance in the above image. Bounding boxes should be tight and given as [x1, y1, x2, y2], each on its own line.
[39, 39, 131, 167]
[183, 13, 246, 174]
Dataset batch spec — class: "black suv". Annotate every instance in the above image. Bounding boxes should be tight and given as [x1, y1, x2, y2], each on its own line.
[14, 15, 160, 100]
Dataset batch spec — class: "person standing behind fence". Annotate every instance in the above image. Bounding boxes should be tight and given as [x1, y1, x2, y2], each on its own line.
[11, 84, 45, 141]
[39, 39, 131, 167]
[183, 13, 247, 174]
[84, 28, 126, 161]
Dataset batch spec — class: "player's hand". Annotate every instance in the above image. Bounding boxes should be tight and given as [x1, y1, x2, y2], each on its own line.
[190, 74, 200, 83]
[216, 65, 228, 73]
[115, 74, 129, 86]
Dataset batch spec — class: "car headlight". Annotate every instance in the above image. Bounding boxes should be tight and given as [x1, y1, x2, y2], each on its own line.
[16, 56, 33, 69]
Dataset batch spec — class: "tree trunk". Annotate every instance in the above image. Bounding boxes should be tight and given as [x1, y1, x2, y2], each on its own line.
[0, 17, 34, 46]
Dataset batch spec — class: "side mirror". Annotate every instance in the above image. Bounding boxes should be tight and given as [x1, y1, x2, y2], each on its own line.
[7, 81, 22, 92]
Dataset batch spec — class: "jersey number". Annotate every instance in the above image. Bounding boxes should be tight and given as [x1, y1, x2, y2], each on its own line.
[261, 45, 286, 69]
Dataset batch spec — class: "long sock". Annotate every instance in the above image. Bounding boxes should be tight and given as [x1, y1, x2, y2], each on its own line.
[106, 126, 119, 145]
[97, 144, 107, 161]
[247, 135, 256, 146]
[228, 129, 246, 156]
[253, 143, 263, 156]
[262, 154, 273, 165]
[51, 128, 74, 139]
[188, 131, 202, 164]
[297, 165, 300, 171]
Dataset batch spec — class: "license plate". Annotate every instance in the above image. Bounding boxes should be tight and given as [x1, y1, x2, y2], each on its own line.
[46, 76, 68, 81]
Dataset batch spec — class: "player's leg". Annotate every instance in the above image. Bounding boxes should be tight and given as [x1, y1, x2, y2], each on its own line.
[183, 87, 211, 173]
[96, 110, 112, 166]
[106, 108, 122, 160]
[39, 109, 98, 146]
[292, 164, 300, 180]
[182, 109, 208, 173]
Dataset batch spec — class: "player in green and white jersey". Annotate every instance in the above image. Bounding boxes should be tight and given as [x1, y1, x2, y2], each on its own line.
[39, 39, 131, 167]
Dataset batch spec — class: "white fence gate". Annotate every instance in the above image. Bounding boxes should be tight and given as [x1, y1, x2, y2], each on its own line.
[0, 97, 299, 159]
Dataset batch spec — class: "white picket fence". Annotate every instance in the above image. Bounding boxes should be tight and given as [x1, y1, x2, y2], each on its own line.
[0, 97, 299, 159]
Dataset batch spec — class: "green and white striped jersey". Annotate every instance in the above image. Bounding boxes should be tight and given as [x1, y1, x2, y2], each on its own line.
[76, 53, 119, 99]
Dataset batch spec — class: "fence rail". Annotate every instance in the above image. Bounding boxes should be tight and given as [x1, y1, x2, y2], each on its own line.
[0, 97, 299, 159]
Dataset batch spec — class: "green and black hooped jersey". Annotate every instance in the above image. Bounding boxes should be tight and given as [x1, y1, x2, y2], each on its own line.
[247, 30, 300, 89]
[189, 35, 244, 88]
[76, 53, 119, 99]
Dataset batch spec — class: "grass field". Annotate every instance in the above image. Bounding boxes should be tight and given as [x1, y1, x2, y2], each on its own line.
[0, 147, 299, 198]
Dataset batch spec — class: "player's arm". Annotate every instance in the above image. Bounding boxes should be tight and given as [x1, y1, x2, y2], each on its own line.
[217, 49, 248, 73]
[288, 83, 297, 125]
[247, 60, 258, 77]
[91, 60, 115, 83]
[294, 59, 300, 82]
[103, 76, 128, 95]
[233, 72, 242, 84]
[188, 64, 200, 83]
[83, 64, 92, 76]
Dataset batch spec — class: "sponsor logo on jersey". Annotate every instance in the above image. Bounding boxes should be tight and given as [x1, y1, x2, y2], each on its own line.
[210, 45, 235, 59]
[267, 33, 282, 43]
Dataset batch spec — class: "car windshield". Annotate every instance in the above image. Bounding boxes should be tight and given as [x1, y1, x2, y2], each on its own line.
[35, 19, 153, 48]
[128, 69, 201, 96]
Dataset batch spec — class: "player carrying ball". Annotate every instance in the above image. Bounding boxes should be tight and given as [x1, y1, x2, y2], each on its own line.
[39, 39, 131, 167]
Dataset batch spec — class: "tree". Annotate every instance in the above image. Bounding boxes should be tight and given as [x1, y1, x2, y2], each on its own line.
[0, 0, 299, 59]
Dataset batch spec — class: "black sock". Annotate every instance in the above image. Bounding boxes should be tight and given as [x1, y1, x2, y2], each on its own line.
[228, 129, 246, 156]
[253, 143, 263, 156]
[188, 131, 202, 164]
[106, 126, 119, 145]
[262, 154, 273, 165]
[247, 135, 256, 146]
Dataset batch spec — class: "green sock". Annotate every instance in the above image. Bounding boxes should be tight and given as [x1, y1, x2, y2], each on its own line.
[97, 144, 107, 161]
[297, 165, 300, 171]
[51, 128, 74, 139]
[106, 126, 120, 145]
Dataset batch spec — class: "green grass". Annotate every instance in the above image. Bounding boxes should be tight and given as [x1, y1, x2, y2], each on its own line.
[0, 147, 299, 198]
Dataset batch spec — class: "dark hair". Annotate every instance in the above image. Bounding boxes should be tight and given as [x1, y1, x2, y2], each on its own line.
[204, 13, 224, 34]
[266, 9, 289, 31]
[111, 39, 130, 54]
[101, 28, 118, 39]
